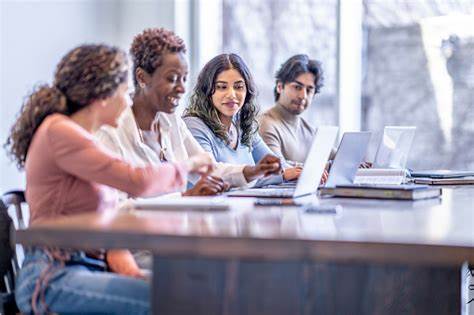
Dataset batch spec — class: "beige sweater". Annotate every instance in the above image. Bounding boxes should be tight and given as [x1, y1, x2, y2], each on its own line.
[258, 103, 316, 164]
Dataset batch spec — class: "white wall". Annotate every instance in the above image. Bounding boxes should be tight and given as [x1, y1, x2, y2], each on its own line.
[0, 0, 178, 193]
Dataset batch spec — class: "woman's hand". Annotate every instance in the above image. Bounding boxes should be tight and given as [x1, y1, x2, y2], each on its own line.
[283, 167, 302, 181]
[185, 152, 215, 175]
[106, 249, 145, 279]
[183, 175, 230, 196]
[243, 154, 282, 182]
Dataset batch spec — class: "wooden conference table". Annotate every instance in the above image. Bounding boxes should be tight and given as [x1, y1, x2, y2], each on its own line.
[15, 187, 474, 315]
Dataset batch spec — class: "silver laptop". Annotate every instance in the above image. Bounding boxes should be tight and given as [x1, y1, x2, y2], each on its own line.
[226, 126, 339, 198]
[325, 131, 372, 187]
[373, 126, 416, 168]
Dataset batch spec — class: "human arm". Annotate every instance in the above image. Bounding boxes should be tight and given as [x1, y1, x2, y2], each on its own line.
[49, 119, 212, 197]
[247, 133, 288, 186]
[183, 116, 249, 187]
[106, 250, 144, 279]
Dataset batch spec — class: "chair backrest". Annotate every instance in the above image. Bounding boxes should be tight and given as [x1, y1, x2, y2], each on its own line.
[2, 190, 27, 231]
[0, 199, 14, 289]
[2, 191, 27, 274]
[1, 190, 26, 314]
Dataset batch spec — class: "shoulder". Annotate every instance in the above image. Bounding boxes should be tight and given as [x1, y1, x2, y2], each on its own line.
[169, 112, 189, 131]
[46, 114, 89, 139]
[95, 107, 137, 148]
[98, 106, 134, 139]
[258, 116, 277, 131]
[183, 116, 218, 142]
[258, 113, 279, 136]
[44, 114, 94, 149]
[182, 116, 212, 134]
[262, 105, 279, 119]
[259, 106, 280, 125]
[95, 125, 116, 142]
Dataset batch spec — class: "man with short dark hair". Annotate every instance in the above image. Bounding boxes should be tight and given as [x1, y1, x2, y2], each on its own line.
[259, 54, 324, 164]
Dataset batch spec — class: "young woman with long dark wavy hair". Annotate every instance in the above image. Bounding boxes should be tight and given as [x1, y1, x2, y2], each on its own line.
[183, 53, 301, 187]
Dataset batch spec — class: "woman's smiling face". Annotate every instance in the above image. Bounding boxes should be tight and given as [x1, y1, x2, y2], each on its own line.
[140, 52, 188, 114]
[211, 68, 247, 121]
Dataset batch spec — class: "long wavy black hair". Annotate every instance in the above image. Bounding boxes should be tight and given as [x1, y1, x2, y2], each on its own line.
[184, 53, 258, 148]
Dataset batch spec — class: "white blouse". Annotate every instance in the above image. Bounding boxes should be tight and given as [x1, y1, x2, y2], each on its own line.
[95, 107, 249, 190]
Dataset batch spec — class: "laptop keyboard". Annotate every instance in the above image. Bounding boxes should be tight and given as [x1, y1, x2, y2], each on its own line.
[354, 175, 405, 185]
[257, 188, 295, 197]
[227, 188, 295, 198]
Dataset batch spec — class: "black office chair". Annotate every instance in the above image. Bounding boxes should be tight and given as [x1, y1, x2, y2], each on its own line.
[1, 190, 27, 315]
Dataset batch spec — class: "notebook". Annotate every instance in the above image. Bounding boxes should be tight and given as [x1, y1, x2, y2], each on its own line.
[226, 126, 339, 198]
[413, 177, 474, 185]
[410, 170, 474, 179]
[322, 184, 442, 200]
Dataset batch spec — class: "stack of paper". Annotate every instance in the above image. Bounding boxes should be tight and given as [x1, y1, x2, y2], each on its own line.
[322, 184, 441, 200]
[354, 168, 408, 185]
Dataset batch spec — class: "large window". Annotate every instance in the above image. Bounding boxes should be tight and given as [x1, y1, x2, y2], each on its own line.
[362, 0, 473, 169]
[221, 0, 473, 169]
[222, 0, 338, 125]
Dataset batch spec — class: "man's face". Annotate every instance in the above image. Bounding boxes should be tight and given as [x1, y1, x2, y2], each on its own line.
[277, 72, 316, 115]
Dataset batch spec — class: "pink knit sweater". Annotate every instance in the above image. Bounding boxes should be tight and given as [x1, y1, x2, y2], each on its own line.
[25, 114, 187, 225]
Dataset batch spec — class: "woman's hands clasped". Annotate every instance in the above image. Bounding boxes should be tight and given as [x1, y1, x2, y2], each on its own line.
[183, 175, 230, 196]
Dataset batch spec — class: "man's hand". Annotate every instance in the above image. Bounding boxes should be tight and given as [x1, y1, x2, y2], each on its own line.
[283, 167, 302, 181]
[183, 175, 230, 196]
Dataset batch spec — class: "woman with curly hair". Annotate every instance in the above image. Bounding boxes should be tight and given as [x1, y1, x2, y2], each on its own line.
[6, 44, 212, 314]
[96, 28, 285, 197]
[183, 53, 300, 187]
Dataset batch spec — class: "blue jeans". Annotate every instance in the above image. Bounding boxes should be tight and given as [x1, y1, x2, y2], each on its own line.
[15, 248, 150, 314]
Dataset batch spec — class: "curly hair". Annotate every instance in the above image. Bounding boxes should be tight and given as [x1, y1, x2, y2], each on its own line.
[184, 53, 258, 148]
[274, 54, 324, 101]
[130, 28, 186, 88]
[5, 44, 128, 169]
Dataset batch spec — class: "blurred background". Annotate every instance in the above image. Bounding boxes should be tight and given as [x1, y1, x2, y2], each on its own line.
[1, 0, 473, 192]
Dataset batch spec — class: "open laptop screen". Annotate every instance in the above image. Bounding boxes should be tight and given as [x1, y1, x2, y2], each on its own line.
[325, 131, 372, 187]
[294, 126, 339, 197]
[374, 126, 416, 169]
